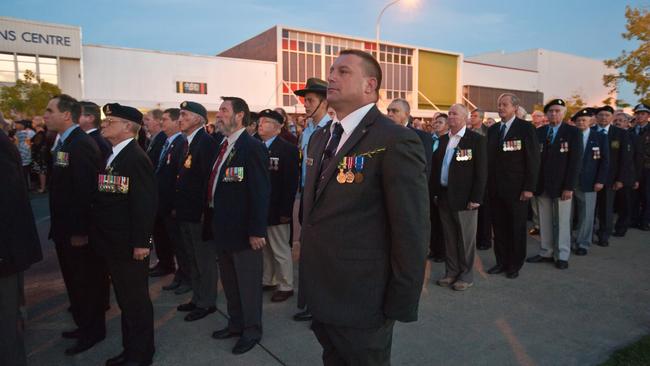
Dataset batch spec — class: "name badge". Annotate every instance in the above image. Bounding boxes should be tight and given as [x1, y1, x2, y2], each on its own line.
[502, 140, 522, 152]
[455, 149, 473, 161]
[592, 147, 601, 160]
[223, 167, 244, 182]
[269, 157, 280, 171]
[54, 151, 70, 167]
[98, 174, 130, 194]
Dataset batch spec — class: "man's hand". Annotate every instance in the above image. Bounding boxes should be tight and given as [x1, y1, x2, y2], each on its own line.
[70, 235, 88, 247]
[250, 236, 266, 250]
[613, 181, 624, 191]
[467, 202, 480, 210]
[633, 181, 639, 190]
[279, 216, 291, 224]
[594, 183, 604, 192]
[519, 191, 534, 201]
[561, 190, 573, 201]
[133, 248, 150, 261]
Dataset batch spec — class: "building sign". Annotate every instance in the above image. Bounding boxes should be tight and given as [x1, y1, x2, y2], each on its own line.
[176, 81, 207, 94]
[0, 17, 81, 59]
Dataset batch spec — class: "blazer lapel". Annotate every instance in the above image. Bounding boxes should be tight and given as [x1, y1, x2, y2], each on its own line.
[216, 132, 246, 184]
[107, 139, 136, 174]
[303, 123, 330, 212]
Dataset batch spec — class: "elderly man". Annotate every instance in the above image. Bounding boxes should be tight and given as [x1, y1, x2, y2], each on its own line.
[387, 98, 433, 177]
[430, 104, 487, 291]
[526, 99, 582, 269]
[631, 103, 650, 230]
[300, 49, 428, 365]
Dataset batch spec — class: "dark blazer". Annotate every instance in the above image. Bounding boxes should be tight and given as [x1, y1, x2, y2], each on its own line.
[487, 117, 540, 200]
[49, 126, 102, 243]
[410, 126, 433, 179]
[155, 133, 187, 216]
[578, 129, 610, 192]
[88, 129, 112, 163]
[592, 124, 632, 186]
[266, 136, 300, 226]
[175, 128, 218, 222]
[300, 106, 429, 329]
[430, 129, 487, 211]
[535, 123, 583, 198]
[146, 131, 167, 168]
[92, 139, 157, 260]
[211, 131, 271, 252]
[0, 131, 42, 276]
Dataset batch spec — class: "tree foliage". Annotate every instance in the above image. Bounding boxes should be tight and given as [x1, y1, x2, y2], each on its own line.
[0, 70, 61, 119]
[603, 6, 650, 105]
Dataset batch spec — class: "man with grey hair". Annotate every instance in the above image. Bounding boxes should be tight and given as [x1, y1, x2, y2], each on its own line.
[387, 98, 433, 178]
[487, 93, 540, 279]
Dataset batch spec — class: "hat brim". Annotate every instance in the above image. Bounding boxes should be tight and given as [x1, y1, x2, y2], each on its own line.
[294, 87, 327, 97]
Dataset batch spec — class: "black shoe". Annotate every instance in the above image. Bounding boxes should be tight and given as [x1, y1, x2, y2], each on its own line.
[106, 352, 126, 366]
[162, 280, 180, 291]
[61, 328, 81, 339]
[177, 302, 196, 312]
[185, 306, 216, 321]
[638, 224, 650, 231]
[526, 255, 554, 263]
[506, 271, 519, 279]
[65, 337, 104, 356]
[612, 231, 626, 237]
[149, 266, 174, 277]
[262, 284, 278, 291]
[432, 256, 445, 263]
[212, 327, 242, 340]
[487, 265, 504, 275]
[528, 228, 540, 236]
[555, 260, 569, 270]
[477, 244, 492, 250]
[232, 337, 258, 355]
[597, 240, 609, 247]
[174, 283, 192, 295]
[293, 310, 313, 321]
[575, 248, 588, 256]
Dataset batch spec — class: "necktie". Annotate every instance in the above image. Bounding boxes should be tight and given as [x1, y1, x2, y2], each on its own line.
[547, 128, 555, 145]
[432, 136, 439, 152]
[499, 123, 506, 143]
[53, 138, 64, 155]
[319, 123, 344, 177]
[156, 140, 170, 172]
[206, 140, 229, 204]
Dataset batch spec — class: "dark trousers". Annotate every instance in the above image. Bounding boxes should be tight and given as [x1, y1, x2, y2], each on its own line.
[428, 198, 445, 259]
[55, 240, 108, 341]
[0, 272, 26, 366]
[311, 319, 395, 366]
[615, 186, 632, 233]
[476, 193, 492, 247]
[153, 215, 174, 270]
[641, 170, 650, 225]
[164, 215, 190, 284]
[218, 248, 263, 340]
[180, 221, 218, 308]
[596, 187, 615, 241]
[106, 257, 154, 363]
[490, 195, 528, 272]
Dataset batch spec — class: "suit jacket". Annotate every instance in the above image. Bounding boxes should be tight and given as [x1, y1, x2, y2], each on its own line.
[535, 123, 583, 198]
[155, 133, 187, 216]
[592, 124, 632, 186]
[636, 129, 650, 176]
[0, 131, 42, 276]
[266, 136, 300, 226]
[146, 131, 167, 168]
[211, 131, 270, 252]
[578, 129, 610, 192]
[92, 139, 157, 260]
[88, 129, 112, 164]
[430, 129, 487, 211]
[471, 124, 488, 137]
[300, 105, 429, 329]
[175, 128, 218, 222]
[409, 126, 433, 180]
[487, 117, 540, 200]
[49, 126, 101, 243]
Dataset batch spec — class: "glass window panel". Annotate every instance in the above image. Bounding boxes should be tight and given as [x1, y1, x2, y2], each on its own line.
[283, 95, 291, 106]
[0, 53, 14, 61]
[333, 46, 339, 55]
[0, 59, 14, 72]
[290, 52, 297, 81]
[282, 29, 289, 38]
[17, 62, 36, 74]
[299, 53, 306, 82]
[0, 71, 15, 82]
[401, 55, 406, 64]
[298, 33, 305, 41]
[325, 45, 331, 55]
[289, 31, 296, 39]
[283, 51, 289, 80]
[315, 55, 322, 77]
[307, 43, 313, 53]
[39, 63, 57, 74]
[386, 64, 394, 89]
[387, 54, 392, 63]
[380, 44, 386, 52]
[380, 63, 386, 89]
[315, 44, 321, 53]
[298, 41, 305, 52]
[16, 55, 36, 62]
[40, 73, 57, 84]
[307, 54, 314, 77]
[39, 56, 57, 64]
[407, 66, 413, 90]
[401, 65, 407, 90]
[379, 53, 385, 62]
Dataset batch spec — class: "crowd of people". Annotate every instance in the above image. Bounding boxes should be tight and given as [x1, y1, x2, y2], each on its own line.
[1, 48, 649, 366]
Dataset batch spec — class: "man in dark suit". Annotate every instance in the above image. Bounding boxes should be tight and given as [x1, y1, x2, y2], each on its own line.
[526, 99, 582, 269]
[43, 94, 109, 355]
[79, 101, 112, 162]
[593, 105, 633, 246]
[632, 103, 650, 230]
[428, 113, 449, 262]
[430, 104, 487, 291]
[209, 97, 270, 355]
[469, 108, 492, 251]
[570, 108, 609, 256]
[300, 49, 429, 365]
[94, 103, 157, 366]
[175, 101, 220, 322]
[487, 93, 540, 279]
[386, 98, 433, 177]
[0, 128, 43, 366]
[256, 109, 300, 303]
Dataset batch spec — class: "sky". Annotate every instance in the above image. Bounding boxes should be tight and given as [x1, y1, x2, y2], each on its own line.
[3, 0, 647, 104]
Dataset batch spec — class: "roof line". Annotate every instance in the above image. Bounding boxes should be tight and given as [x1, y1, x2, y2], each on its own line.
[463, 60, 538, 73]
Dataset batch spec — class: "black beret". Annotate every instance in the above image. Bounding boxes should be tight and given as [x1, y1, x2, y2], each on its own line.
[250, 111, 259, 121]
[180, 101, 207, 121]
[597, 105, 615, 114]
[543, 99, 566, 113]
[258, 109, 284, 124]
[571, 108, 596, 121]
[294, 78, 327, 97]
[633, 103, 650, 113]
[103, 103, 143, 124]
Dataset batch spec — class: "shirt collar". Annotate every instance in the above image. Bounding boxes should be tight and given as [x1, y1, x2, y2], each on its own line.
[316, 113, 330, 127]
[166, 131, 182, 143]
[59, 124, 79, 143]
[600, 124, 611, 133]
[186, 126, 203, 145]
[111, 137, 134, 157]
[85, 128, 97, 134]
[227, 127, 246, 145]
[503, 115, 516, 128]
[448, 126, 466, 139]
[333, 103, 374, 135]
[264, 135, 278, 148]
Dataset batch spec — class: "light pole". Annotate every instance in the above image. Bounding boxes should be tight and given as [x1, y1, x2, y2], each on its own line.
[375, 0, 402, 54]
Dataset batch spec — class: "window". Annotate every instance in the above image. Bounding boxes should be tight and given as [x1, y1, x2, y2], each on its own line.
[0, 53, 15, 82]
[0, 53, 58, 84]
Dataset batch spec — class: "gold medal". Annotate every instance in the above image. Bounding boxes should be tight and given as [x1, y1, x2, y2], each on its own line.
[184, 154, 192, 169]
[336, 169, 347, 184]
[354, 172, 364, 183]
[345, 170, 355, 183]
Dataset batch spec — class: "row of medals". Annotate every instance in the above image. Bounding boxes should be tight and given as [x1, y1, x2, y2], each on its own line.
[336, 156, 364, 184]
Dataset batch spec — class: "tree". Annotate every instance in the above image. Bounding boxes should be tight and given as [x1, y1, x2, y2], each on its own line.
[565, 93, 587, 119]
[603, 6, 650, 105]
[0, 70, 61, 119]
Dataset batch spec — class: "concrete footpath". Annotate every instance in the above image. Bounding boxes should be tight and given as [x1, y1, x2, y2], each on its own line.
[24, 194, 650, 365]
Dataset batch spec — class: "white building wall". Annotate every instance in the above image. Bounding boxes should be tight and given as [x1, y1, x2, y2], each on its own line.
[82, 45, 277, 112]
[462, 61, 539, 91]
[466, 50, 539, 71]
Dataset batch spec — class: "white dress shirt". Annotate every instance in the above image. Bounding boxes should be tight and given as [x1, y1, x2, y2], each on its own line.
[186, 126, 203, 145]
[501, 115, 516, 137]
[106, 138, 134, 168]
[208, 127, 246, 207]
[440, 126, 466, 187]
[330, 103, 374, 154]
[85, 128, 98, 134]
